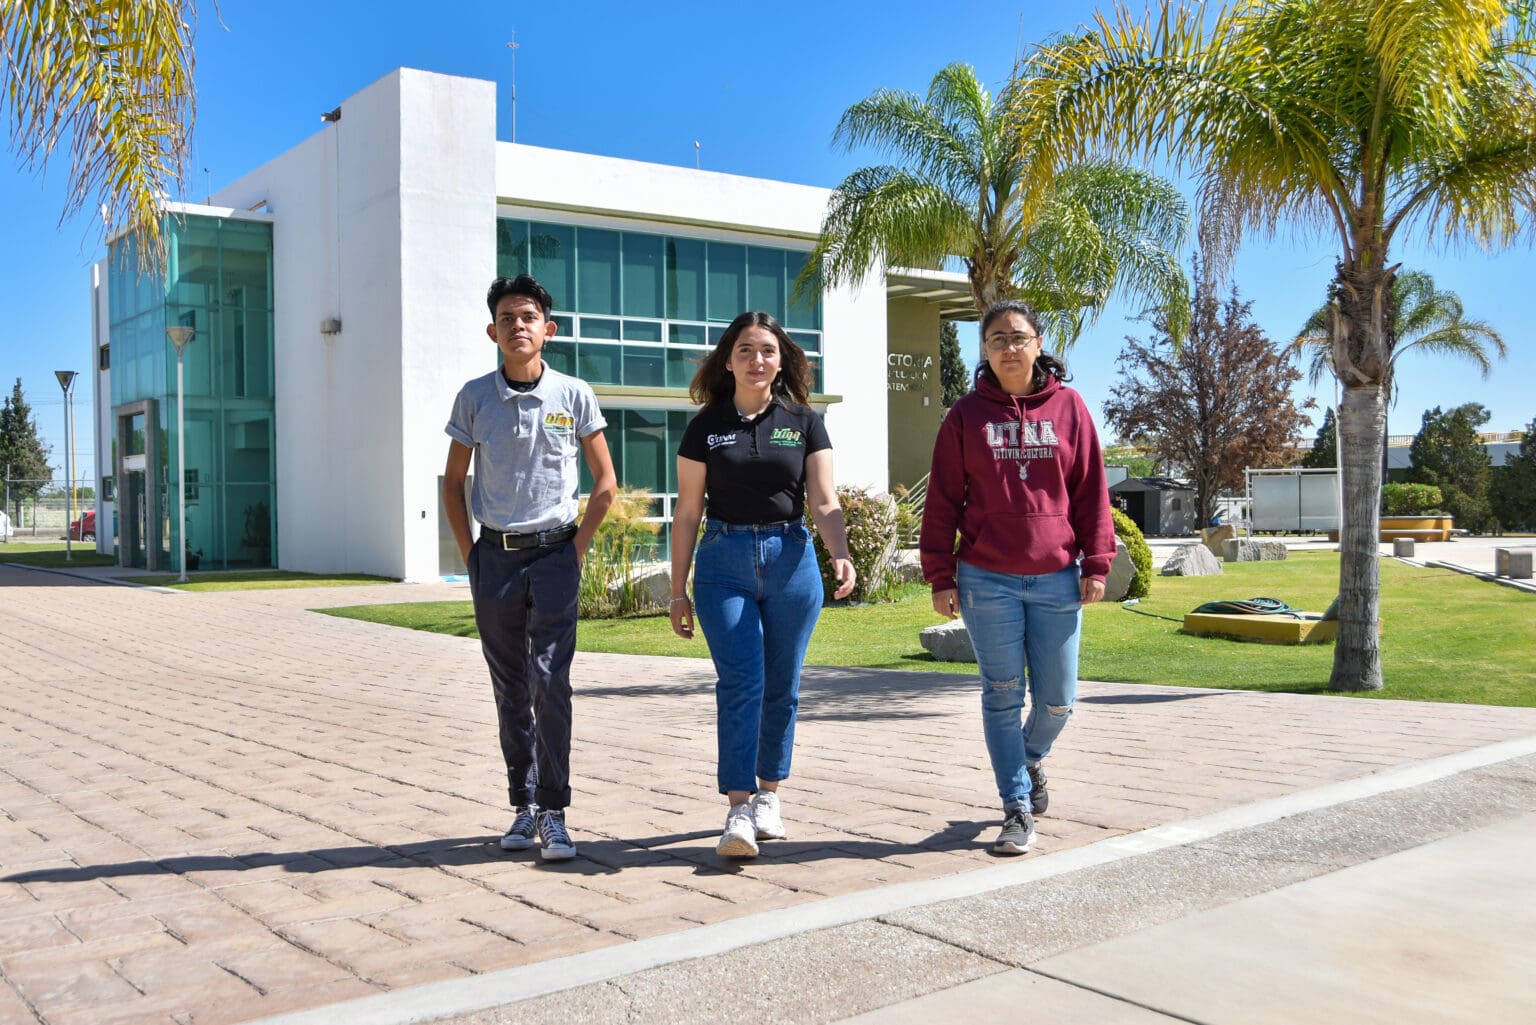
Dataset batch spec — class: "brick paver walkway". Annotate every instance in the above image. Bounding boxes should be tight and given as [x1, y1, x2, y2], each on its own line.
[3, 565, 1535, 1025]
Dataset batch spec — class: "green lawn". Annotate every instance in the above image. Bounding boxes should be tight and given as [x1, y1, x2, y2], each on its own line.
[0, 541, 117, 567]
[319, 552, 1536, 705]
[124, 571, 396, 592]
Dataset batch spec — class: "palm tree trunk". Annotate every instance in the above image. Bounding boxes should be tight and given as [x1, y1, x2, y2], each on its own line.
[1331, 380, 1386, 691]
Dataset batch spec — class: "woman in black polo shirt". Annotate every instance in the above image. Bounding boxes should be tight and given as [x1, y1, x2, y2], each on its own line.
[670, 311, 856, 858]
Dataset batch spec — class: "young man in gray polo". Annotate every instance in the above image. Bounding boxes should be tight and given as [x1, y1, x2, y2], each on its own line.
[443, 274, 616, 861]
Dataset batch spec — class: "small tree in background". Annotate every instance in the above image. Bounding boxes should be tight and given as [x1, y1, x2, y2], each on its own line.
[1102, 442, 1158, 479]
[1408, 404, 1494, 533]
[0, 378, 53, 519]
[1489, 421, 1536, 532]
[1301, 407, 1338, 470]
[938, 320, 967, 407]
[1104, 264, 1312, 525]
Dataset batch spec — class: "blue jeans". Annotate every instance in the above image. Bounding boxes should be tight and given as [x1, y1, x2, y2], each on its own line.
[693, 520, 823, 794]
[957, 561, 1082, 810]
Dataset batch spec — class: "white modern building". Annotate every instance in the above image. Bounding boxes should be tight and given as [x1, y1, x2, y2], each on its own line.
[88, 68, 969, 580]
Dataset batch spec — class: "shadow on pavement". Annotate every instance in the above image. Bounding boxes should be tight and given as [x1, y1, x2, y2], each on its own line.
[3, 834, 505, 884]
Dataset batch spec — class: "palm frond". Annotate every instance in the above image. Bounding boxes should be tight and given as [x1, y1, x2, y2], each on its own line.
[1, 0, 196, 271]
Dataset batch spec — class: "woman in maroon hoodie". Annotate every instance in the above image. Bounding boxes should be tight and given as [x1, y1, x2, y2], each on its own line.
[920, 299, 1115, 856]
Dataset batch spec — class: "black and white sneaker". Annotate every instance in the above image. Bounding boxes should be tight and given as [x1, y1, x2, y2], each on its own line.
[499, 805, 538, 851]
[538, 809, 576, 861]
[992, 808, 1036, 855]
[1027, 762, 1049, 815]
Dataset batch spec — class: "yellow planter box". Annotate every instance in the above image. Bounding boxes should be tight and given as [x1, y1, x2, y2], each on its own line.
[1182, 611, 1337, 645]
[1328, 515, 1454, 543]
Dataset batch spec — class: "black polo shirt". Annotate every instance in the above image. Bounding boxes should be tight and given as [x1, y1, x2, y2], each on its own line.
[678, 399, 832, 524]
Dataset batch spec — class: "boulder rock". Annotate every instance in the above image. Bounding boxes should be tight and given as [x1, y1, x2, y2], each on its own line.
[1222, 538, 1289, 562]
[1161, 542, 1223, 577]
[919, 619, 976, 662]
[1201, 523, 1239, 557]
[1103, 540, 1136, 602]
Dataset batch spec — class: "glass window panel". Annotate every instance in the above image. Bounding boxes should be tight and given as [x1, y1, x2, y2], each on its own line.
[622, 410, 668, 492]
[529, 223, 575, 311]
[747, 247, 786, 317]
[544, 340, 576, 375]
[496, 219, 530, 279]
[668, 411, 693, 491]
[784, 250, 822, 330]
[621, 319, 662, 342]
[788, 330, 821, 354]
[579, 316, 621, 340]
[622, 233, 664, 317]
[707, 242, 746, 322]
[577, 228, 620, 315]
[708, 325, 727, 346]
[219, 220, 272, 310]
[577, 342, 621, 384]
[167, 218, 220, 309]
[668, 323, 707, 345]
[666, 238, 705, 321]
[622, 347, 664, 387]
[666, 347, 706, 389]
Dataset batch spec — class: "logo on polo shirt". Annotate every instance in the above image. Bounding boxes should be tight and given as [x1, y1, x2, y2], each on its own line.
[543, 411, 575, 435]
[707, 433, 738, 450]
[769, 427, 803, 447]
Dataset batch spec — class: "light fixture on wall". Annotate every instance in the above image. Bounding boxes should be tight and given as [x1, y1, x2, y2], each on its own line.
[320, 318, 343, 335]
[320, 107, 341, 123]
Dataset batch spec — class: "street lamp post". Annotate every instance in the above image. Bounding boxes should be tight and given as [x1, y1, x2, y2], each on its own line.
[54, 371, 77, 562]
[166, 325, 195, 582]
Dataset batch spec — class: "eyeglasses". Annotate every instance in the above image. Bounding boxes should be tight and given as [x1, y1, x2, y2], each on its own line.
[984, 332, 1039, 353]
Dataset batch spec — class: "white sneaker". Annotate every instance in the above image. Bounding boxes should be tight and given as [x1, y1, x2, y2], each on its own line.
[750, 790, 786, 840]
[715, 802, 759, 858]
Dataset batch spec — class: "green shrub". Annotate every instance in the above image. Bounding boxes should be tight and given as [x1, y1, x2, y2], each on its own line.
[1382, 482, 1444, 515]
[806, 486, 899, 603]
[1111, 507, 1152, 599]
[577, 488, 662, 618]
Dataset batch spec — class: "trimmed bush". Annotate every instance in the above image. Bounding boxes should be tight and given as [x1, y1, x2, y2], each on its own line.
[1382, 482, 1444, 516]
[1112, 507, 1153, 599]
[806, 486, 898, 603]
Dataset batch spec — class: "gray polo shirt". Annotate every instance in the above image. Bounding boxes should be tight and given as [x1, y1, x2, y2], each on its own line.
[445, 364, 607, 533]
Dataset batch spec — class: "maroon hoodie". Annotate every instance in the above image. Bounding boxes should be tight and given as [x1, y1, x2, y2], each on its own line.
[920, 374, 1115, 592]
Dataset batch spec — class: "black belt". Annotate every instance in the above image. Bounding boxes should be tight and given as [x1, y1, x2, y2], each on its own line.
[480, 523, 577, 550]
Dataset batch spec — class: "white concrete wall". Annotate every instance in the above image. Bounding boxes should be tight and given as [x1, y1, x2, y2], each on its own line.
[396, 71, 497, 581]
[216, 69, 494, 580]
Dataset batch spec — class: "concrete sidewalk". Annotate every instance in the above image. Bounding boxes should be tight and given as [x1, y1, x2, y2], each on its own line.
[2, 562, 1533, 1025]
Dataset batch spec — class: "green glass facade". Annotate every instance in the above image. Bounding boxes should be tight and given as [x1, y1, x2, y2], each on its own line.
[108, 214, 276, 569]
[498, 218, 822, 547]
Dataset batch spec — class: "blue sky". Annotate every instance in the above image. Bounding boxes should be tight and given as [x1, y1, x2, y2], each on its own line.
[3, 0, 1531, 480]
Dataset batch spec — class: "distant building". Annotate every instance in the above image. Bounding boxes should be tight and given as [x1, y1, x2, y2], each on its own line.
[1109, 477, 1200, 536]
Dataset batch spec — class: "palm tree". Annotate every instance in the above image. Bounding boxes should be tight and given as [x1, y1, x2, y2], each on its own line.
[800, 62, 1191, 346]
[1294, 271, 1508, 404]
[1012, 2, 1536, 691]
[1, 0, 195, 269]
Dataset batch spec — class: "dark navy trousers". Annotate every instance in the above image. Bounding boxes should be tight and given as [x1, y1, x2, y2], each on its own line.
[468, 536, 579, 810]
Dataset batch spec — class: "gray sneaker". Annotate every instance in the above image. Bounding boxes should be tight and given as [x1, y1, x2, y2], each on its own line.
[538, 809, 576, 861]
[992, 808, 1036, 855]
[499, 805, 539, 851]
[1027, 762, 1049, 815]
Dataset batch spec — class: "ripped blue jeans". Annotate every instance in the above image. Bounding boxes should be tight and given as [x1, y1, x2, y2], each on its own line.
[956, 561, 1082, 810]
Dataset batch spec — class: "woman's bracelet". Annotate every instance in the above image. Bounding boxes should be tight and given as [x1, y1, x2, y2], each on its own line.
[670, 596, 691, 604]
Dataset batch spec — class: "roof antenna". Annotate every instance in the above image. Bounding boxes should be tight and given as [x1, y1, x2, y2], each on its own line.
[507, 29, 520, 142]
[694, 140, 700, 169]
